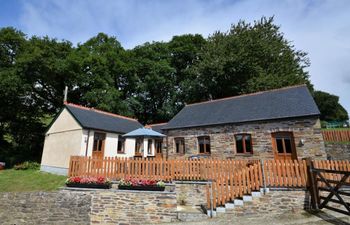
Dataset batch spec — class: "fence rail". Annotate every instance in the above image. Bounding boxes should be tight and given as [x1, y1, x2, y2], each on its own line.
[68, 156, 258, 181]
[322, 129, 350, 142]
[68, 156, 350, 210]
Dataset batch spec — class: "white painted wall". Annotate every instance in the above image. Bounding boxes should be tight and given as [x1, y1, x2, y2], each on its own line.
[124, 138, 136, 157]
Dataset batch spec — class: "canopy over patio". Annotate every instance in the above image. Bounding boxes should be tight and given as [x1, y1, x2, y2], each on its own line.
[123, 127, 165, 138]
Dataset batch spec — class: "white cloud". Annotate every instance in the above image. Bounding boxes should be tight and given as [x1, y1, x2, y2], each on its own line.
[17, 0, 350, 115]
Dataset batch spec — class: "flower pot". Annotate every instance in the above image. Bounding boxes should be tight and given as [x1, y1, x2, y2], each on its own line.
[66, 183, 112, 189]
[118, 185, 165, 191]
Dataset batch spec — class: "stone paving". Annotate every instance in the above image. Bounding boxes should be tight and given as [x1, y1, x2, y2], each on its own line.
[156, 209, 350, 225]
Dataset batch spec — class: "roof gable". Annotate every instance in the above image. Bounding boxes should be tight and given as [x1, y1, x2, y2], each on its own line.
[64, 103, 143, 133]
[164, 85, 320, 130]
[46, 108, 82, 134]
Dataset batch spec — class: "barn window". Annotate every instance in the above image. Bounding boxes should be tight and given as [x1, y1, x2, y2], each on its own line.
[235, 134, 253, 154]
[198, 136, 210, 154]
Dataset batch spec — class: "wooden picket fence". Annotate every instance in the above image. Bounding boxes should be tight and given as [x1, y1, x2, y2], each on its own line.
[68, 156, 350, 210]
[207, 159, 350, 209]
[312, 160, 350, 187]
[322, 129, 350, 142]
[263, 159, 308, 187]
[68, 156, 259, 181]
[207, 163, 263, 208]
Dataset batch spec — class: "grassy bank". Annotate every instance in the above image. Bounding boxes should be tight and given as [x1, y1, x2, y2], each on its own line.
[0, 169, 66, 192]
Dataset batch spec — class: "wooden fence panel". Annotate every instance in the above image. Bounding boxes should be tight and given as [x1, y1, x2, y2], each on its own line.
[322, 130, 350, 142]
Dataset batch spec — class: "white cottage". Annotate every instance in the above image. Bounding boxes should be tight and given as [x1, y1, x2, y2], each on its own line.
[41, 103, 143, 175]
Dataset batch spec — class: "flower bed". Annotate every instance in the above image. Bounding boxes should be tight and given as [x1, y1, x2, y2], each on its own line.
[118, 178, 165, 191]
[65, 176, 112, 189]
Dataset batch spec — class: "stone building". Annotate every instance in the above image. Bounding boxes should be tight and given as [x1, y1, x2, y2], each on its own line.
[161, 85, 326, 160]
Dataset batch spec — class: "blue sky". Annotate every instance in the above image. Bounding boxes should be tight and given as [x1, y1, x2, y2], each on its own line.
[1, 0, 349, 115]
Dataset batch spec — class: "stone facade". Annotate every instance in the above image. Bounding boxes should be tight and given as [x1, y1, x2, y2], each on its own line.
[165, 117, 326, 160]
[325, 142, 350, 160]
[90, 189, 177, 225]
[175, 182, 207, 206]
[0, 191, 91, 225]
[230, 189, 311, 217]
[0, 189, 178, 225]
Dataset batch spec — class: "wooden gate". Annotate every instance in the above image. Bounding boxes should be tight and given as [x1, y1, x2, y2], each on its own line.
[308, 160, 350, 216]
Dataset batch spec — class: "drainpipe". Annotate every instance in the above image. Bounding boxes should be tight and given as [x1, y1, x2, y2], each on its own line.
[85, 130, 91, 156]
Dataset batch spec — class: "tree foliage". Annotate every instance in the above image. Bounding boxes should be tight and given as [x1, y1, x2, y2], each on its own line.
[313, 91, 349, 121]
[0, 17, 348, 165]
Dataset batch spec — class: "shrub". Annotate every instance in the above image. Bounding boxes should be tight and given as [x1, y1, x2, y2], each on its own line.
[13, 161, 40, 170]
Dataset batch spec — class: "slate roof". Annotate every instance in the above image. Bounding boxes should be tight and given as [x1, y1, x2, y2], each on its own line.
[123, 128, 165, 137]
[145, 123, 168, 134]
[65, 103, 143, 134]
[163, 85, 320, 130]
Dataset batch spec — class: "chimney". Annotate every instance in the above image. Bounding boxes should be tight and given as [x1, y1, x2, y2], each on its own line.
[63, 86, 68, 104]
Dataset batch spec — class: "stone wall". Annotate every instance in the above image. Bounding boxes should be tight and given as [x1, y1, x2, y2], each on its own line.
[165, 117, 326, 160]
[0, 189, 178, 225]
[325, 142, 350, 160]
[90, 189, 177, 224]
[175, 182, 207, 207]
[0, 191, 91, 225]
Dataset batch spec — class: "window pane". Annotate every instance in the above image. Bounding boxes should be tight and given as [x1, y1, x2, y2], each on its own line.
[93, 140, 98, 152]
[198, 138, 204, 144]
[175, 138, 184, 154]
[206, 143, 211, 153]
[276, 138, 284, 153]
[284, 139, 292, 153]
[245, 135, 251, 153]
[236, 138, 244, 153]
[98, 140, 103, 151]
[199, 143, 204, 153]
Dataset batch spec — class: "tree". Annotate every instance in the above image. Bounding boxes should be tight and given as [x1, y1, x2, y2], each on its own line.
[67, 33, 131, 116]
[313, 91, 349, 121]
[189, 17, 311, 103]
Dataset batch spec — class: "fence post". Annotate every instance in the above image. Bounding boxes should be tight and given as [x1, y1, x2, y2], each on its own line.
[260, 159, 267, 194]
[306, 158, 319, 210]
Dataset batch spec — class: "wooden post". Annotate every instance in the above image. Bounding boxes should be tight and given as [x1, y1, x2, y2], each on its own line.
[306, 158, 319, 210]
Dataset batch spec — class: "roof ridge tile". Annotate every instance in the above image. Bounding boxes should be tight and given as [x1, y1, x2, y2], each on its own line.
[65, 102, 138, 122]
[186, 84, 307, 107]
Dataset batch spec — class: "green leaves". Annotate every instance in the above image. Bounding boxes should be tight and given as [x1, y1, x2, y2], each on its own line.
[0, 17, 347, 165]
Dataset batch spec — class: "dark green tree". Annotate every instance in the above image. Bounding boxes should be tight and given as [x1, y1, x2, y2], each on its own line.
[313, 91, 349, 121]
[189, 17, 311, 103]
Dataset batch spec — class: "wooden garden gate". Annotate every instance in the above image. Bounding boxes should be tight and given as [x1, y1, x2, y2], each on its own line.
[308, 161, 350, 216]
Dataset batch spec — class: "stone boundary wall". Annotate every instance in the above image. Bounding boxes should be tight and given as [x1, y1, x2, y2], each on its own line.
[175, 182, 207, 207]
[89, 189, 177, 224]
[325, 142, 350, 160]
[0, 189, 177, 225]
[0, 191, 91, 225]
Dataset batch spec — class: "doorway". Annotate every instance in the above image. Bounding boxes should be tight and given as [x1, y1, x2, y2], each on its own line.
[271, 132, 297, 160]
[92, 132, 106, 158]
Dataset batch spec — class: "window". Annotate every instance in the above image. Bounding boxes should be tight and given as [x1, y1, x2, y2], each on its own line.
[93, 132, 105, 152]
[135, 138, 144, 156]
[198, 136, 210, 154]
[117, 135, 125, 153]
[235, 134, 252, 154]
[155, 139, 162, 154]
[147, 139, 153, 154]
[272, 132, 295, 156]
[175, 138, 185, 154]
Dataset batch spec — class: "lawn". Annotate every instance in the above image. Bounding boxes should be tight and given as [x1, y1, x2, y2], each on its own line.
[0, 169, 67, 192]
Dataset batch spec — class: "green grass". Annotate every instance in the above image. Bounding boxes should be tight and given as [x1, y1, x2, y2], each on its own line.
[0, 169, 66, 192]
